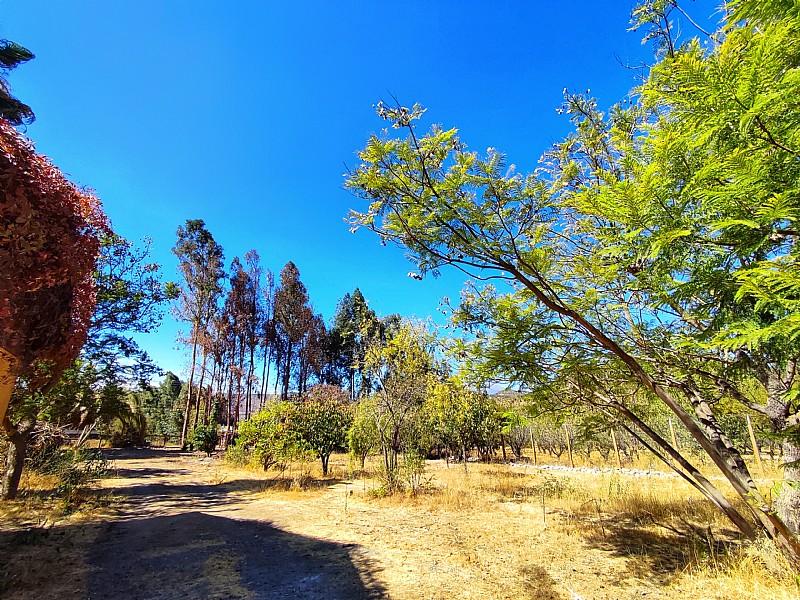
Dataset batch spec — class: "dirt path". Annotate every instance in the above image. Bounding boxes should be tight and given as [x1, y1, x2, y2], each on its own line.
[74, 449, 664, 600]
[83, 449, 384, 599]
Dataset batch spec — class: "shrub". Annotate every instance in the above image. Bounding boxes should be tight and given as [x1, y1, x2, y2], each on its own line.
[224, 441, 251, 467]
[28, 445, 111, 507]
[348, 396, 379, 470]
[191, 424, 218, 456]
[105, 411, 148, 447]
[237, 402, 307, 471]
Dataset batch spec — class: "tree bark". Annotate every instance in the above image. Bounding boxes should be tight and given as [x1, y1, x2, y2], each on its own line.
[193, 345, 209, 429]
[180, 334, 199, 447]
[778, 441, 800, 535]
[2, 418, 34, 500]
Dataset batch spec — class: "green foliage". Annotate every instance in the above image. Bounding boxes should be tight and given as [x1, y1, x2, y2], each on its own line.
[348, 395, 379, 469]
[237, 402, 307, 471]
[364, 322, 436, 491]
[330, 288, 386, 397]
[29, 445, 111, 507]
[224, 441, 251, 467]
[190, 424, 218, 455]
[105, 410, 148, 448]
[345, 0, 800, 550]
[0, 39, 35, 125]
[426, 380, 501, 463]
[291, 385, 352, 475]
[53, 448, 110, 507]
[136, 372, 183, 440]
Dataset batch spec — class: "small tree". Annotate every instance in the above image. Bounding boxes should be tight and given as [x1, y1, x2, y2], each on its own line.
[292, 385, 352, 475]
[237, 402, 304, 471]
[364, 322, 435, 491]
[190, 424, 218, 456]
[348, 395, 379, 470]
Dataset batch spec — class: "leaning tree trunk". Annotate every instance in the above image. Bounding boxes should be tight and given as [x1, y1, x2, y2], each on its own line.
[507, 262, 800, 566]
[2, 418, 34, 500]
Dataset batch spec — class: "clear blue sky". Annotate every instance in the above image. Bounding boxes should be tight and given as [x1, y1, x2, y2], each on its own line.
[2, 1, 721, 378]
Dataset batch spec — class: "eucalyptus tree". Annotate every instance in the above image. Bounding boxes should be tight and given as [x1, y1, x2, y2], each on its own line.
[346, 1, 800, 563]
[258, 269, 275, 400]
[221, 257, 251, 429]
[273, 262, 314, 399]
[172, 220, 225, 446]
[297, 314, 327, 394]
[242, 250, 263, 418]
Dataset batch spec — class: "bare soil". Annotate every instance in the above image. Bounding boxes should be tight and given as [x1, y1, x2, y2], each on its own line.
[0, 448, 795, 599]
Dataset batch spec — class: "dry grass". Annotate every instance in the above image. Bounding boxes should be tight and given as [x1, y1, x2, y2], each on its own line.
[5, 448, 798, 599]
[298, 452, 800, 599]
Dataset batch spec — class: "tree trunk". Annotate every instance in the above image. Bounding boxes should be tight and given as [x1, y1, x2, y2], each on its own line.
[778, 441, 800, 535]
[225, 366, 235, 445]
[321, 454, 329, 476]
[761, 369, 800, 536]
[246, 344, 256, 419]
[2, 418, 34, 500]
[193, 345, 209, 429]
[603, 397, 757, 538]
[281, 341, 292, 400]
[180, 335, 199, 447]
[508, 263, 800, 564]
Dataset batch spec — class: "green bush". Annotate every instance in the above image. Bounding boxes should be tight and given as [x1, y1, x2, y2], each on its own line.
[191, 424, 218, 455]
[28, 446, 111, 508]
[238, 402, 308, 471]
[224, 442, 251, 467]
[105, 411, 148, 447]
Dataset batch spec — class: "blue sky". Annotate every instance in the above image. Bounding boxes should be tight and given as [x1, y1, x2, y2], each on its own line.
[2, 1, 721, 378]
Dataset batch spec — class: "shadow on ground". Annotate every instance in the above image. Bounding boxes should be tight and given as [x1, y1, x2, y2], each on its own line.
[0, 512, 386, 600]
[101, 447, 187, 462]
[582, 516, 743, 583]
[519, 565, 566, 600]
[85, 511, 386, 600]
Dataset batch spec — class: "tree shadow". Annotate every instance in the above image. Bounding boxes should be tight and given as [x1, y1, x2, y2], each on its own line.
[111, 467, 194, 479]
[86, 512, 386, 599]
[0, 512, 387, 599]
[582, 516, 743, 584]
[101, 478, 284, 518]
[519, 565, 566, 599]
[101, 447, 186, 461]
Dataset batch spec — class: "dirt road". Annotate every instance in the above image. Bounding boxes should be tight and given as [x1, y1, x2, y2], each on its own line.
[84, 449, 384, 599]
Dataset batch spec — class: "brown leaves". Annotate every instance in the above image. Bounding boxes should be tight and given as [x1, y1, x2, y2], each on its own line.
[0, 118, 109, 385]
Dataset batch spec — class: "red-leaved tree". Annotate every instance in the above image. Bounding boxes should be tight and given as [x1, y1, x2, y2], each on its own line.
[0, 119, 109, 424]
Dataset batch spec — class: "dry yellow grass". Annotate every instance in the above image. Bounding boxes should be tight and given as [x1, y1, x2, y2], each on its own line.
[308, 452, 799, 599]
[3, 448, 798, 599]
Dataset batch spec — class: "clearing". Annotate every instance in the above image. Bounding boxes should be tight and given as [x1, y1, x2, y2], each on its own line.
[1, 448, 797, 599]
